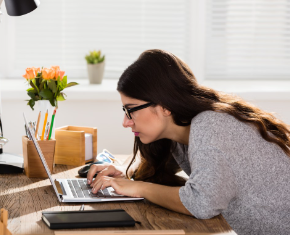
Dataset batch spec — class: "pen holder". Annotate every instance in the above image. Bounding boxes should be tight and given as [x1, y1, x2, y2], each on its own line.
[22, 136, 56, 178]
[54, 126, 97, 166]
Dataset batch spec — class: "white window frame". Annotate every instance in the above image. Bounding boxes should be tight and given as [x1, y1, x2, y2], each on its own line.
[0, 0, 194, 80]
[188, 0, 207, 83]
[1, 0, 289, 86]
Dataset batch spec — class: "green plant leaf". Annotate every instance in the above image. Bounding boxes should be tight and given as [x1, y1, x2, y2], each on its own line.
[27, 99, 35, 110]
[30, 80, 39, 93]
[85, 50, 104, 64]
[48, 80, 57, 93]
[26, 87, 35, 92]
[49, 97, 55, 107]
[65, 82, 79, 88]
[35, 77, 41, 87]
[99, 55, 105, 63]
[27, 91, 36, 99]
[58, 76, 67, 91]
[39, 80, 45, 91]
[39, 89, 53, 99]
[62, 75, 67, 88]
[56, 77, 61, 91]
[56, 92, 66, 101]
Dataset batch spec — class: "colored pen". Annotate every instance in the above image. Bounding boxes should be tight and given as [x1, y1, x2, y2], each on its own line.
[35, 111, 41, 139]
[48, 108, 57, 140]
[27, 126, 32, 140]
[32, 122, 39, 139]
[29, 121, 35, 136]
[41, 109, 48, 140]
[45, 122, 50, 140]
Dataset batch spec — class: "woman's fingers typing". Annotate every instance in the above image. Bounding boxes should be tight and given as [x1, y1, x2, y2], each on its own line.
[86, 164, 109, 184]
[90, 176, 144, 198]
[90, 166, 116, 187]
[92, 176, 112, 193]
[87, 164, 125, 186]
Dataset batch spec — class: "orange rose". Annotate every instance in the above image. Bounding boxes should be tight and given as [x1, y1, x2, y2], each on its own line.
[51, 66, 65, 80]
[23, 67, 40, 80]
[42, 68, 55, 80]
[55, 70, 65, 80]
[34, 67, 41, 76]
[51, 65, 60, 73]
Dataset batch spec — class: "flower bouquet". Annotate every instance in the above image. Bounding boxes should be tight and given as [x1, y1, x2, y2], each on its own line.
[23, 66, 78, 110]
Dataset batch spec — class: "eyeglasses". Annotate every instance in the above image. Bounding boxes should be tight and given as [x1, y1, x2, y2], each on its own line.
[122, 102, 153, 120]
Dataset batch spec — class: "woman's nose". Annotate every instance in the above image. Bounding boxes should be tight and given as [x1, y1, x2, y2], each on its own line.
[123, 115, 134, 128]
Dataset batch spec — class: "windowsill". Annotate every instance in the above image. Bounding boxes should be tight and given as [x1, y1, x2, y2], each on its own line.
[1, 78, 290, 101]
[202, 80, 290, 101]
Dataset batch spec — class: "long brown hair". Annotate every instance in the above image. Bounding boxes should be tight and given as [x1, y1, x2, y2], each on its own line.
[117, 49, 290, 186]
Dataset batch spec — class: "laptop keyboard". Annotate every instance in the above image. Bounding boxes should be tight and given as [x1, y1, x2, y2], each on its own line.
[67, 179, 124, 198]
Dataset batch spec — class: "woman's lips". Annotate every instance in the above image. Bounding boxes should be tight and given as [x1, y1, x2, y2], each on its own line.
[133, 132, 140, 136]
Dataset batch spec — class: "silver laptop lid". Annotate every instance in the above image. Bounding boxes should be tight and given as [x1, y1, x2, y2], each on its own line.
[23, 113, 62, 203]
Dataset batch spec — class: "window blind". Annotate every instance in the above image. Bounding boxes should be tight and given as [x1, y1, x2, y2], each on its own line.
[205, 0, 290, 80]
[0, 0, 190, 79]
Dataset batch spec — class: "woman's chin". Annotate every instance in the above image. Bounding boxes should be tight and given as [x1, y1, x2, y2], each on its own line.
[139, 136, 155, 144]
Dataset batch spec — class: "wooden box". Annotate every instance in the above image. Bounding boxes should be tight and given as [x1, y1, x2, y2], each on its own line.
[54, 126, 97, 166]
[0, 208, 12, 235]
[22, 136, 56, 178]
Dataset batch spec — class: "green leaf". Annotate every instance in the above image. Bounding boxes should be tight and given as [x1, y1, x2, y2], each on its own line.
[85, 50, 104, 64]
[49, 97, 55, 107]
[56, 92, 66, 101]
[65, 82, 79, 88]
[27, 91, 36, 99]
[39, 80, 45, 91]
[48, 80, 57, 93]
[30, 80, 39, 93]
[39, 89, 53, 99]
[26, 87, 35, 92]
[27, 99, 35, 110]
[35, 77, 41, 87]
[99, 55, 105, 63]
[62, 75, 67, 88]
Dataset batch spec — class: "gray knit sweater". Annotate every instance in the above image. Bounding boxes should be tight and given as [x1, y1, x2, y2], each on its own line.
[173, 111, 290, 235]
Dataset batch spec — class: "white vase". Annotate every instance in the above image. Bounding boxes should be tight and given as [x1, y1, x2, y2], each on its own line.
[36, 100, 56, 140]
[87, 61, 105, 84]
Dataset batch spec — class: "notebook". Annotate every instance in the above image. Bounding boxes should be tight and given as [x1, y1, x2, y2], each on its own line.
[23, 113, 144, 203]
[42, 209, 136, 229]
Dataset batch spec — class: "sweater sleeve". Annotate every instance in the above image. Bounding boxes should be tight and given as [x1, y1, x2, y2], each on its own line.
[179, 111, 237, 219]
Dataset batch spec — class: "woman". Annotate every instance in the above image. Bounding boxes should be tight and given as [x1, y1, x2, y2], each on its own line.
[87, 49, 290, 235]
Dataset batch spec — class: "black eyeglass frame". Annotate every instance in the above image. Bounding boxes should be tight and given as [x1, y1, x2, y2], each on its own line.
[122, 102, 153, 120]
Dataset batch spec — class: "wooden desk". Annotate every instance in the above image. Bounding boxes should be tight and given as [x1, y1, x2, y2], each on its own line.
[0, 156, 234, 234]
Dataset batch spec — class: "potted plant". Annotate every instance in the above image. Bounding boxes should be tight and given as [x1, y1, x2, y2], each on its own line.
[85, 50, 105, 84]
[23, 66, 78, 110]
[23, 66, 78, 139]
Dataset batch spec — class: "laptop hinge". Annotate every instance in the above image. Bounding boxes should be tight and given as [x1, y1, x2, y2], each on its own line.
[55, 179, 65, 195]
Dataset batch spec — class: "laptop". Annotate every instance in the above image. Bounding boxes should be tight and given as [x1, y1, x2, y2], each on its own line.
[23, 113, 144, 203]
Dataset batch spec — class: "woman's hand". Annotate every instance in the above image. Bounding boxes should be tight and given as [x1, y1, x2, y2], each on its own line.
[91, 176, 144, 198]
[87, 164, 126, 185]
[89, 171, 192, 216]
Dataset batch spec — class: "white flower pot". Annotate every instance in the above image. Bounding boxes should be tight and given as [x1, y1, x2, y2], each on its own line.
[87, 61, 105, 84]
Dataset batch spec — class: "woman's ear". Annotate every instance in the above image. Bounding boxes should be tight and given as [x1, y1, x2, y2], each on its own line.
[161, 107, 171, 117]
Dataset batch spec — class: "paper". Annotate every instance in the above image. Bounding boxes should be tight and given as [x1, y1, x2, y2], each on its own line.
[85, 133, 93, 161]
